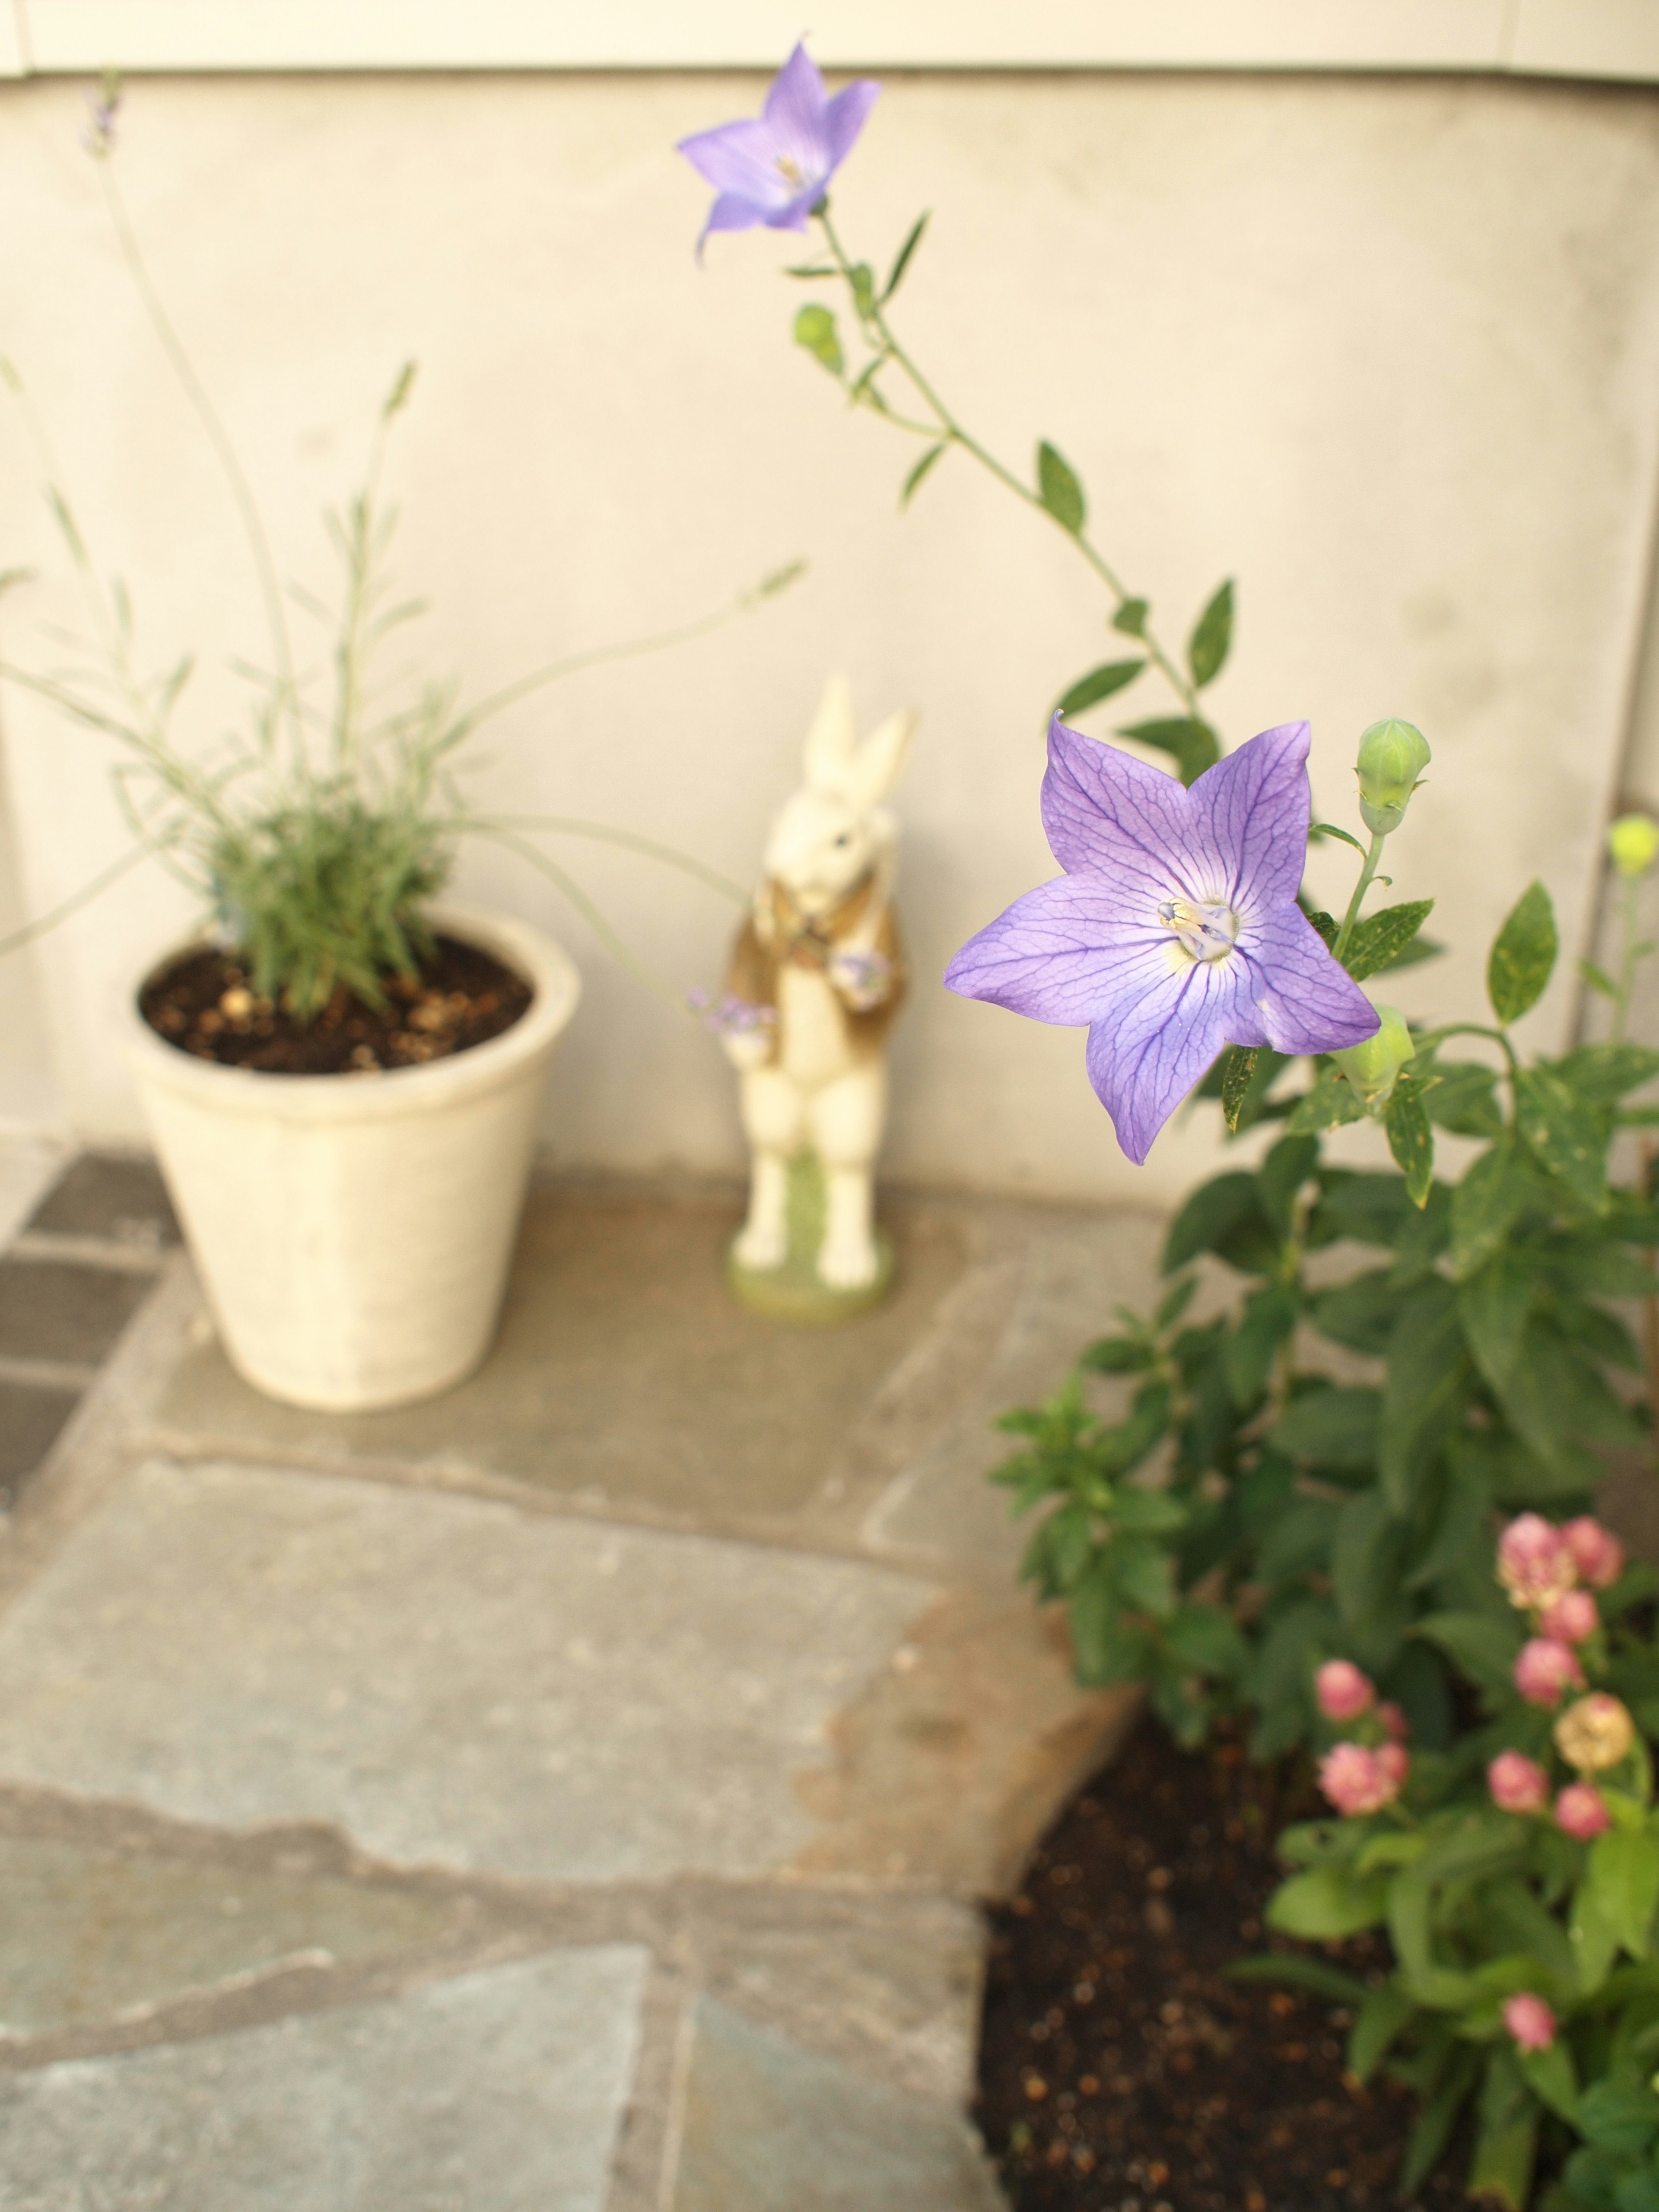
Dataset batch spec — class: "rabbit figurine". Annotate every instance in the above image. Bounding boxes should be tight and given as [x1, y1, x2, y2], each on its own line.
[721, 675, 917, 1293]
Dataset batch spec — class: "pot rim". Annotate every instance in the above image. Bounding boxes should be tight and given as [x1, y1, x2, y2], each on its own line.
[119, 902, 581, 1127]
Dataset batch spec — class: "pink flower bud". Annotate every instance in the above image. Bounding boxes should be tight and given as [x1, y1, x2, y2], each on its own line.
[1378, 1701, 1411, 1743]
[1514, 1638, 1586, 1708]
[1539, 1589, 1599, 1646]
[1503, 1993, 1557, 2053]
[1376, 1742, 1411, 1789]
[1488, 1751, 1551, 1815]
[1319, 1742, 1404, 1818]
[1315, 1659, 1375, 1723]
[1555, 1783, 1611, 1840]
[1498, 1515, 1577, 1612]
[1563, 1517, 1625, 1591]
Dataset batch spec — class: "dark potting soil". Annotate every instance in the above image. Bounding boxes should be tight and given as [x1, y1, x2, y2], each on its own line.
[138, 936, 532, 1076]
[976, 1717, 1469, 2212]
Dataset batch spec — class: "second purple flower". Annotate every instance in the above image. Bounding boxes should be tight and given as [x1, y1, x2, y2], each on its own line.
[945, 718, 1379, 1163]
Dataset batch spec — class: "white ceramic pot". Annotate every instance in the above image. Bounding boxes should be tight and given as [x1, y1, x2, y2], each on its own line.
[121, 905, 581, 1412]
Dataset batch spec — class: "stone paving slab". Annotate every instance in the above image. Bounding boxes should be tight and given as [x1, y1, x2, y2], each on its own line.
[864, 1213, 1165, 1583]
[24, 1149, 180, 1249]
[0, 1835, 464, 2040]
[150, 1189, 970, 1520]
[0, 1459, 934, 1884]
[0, 1946, 648, 2211]
[0, 1140, 65, 1250]
[0, 1253, 156, 1366]
[669, 1996, 1007, 2212]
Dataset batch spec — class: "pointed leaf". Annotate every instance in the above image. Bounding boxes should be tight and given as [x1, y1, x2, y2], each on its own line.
[1488, 880, 1558, 1026]
[1187, 578, 1234, 689]
[1343, 899, 1436, 984]
[1384, 1066, 1436, 1208]
[1054, 659, 1144, 718]
[1036, 440, 1085, 534]
[1117, 715, 1220, 787]
[1220, 1046, 1259, 1135]
[898, 442, 946, 509]
[1112, 597, 1148, 637]
[881, 210, 929, 301]
[1450, 1139, 1537, 1279]
[1513, 1066, 1605, 1211]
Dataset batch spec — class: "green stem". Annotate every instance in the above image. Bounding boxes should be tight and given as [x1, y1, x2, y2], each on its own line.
[1332, 830, 1389, 960]
[813, 208, 1201, 724]
[457, 814, 749, 906]
[1414, 1020, 1521, 1078]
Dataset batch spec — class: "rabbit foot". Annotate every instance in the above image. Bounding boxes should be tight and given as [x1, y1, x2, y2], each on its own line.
[817, 1237, 879, 1291]
[733, 1223, 788, 1272]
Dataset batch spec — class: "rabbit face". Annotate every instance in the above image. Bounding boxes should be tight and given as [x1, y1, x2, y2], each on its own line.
[763, 788, 880, 914]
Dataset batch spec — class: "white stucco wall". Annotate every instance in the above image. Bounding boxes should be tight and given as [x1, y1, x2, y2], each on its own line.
[1, 67, 1657, 1205]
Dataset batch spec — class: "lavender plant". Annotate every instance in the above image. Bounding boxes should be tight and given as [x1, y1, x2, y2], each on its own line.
[0, 81, 801, 1021]
[683, 49, 1659, 2206]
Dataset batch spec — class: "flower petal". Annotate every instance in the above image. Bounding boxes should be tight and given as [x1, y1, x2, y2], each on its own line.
[1239, 905, 1381, 1054]
[677, 118, 799, 207]
[944, 874, 1170, 1027]
[760, 41, 834, 183]
[823, 78, 881, 168]
[1087, 952, 1266, 1165]
[1188, 721, 1312, 914]
[1040, 716, 1229, 903]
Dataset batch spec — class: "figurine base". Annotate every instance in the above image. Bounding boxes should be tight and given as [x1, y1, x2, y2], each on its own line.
[726, 1151, 896, 1325]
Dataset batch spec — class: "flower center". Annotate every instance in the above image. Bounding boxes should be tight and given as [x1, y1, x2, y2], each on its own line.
[775, 154, 805, 184]
[1159, 896, 1238, 963]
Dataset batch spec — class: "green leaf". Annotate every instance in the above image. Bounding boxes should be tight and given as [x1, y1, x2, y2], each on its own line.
[783, 262, 839, 278]
[1285, 1063, 1366, 1135]
[1312, 822, 1368, 857]
[1266, 1865, 1390, 1939]
[1223, 1284, 1300, 1406]
[1556, 1044, 1659, 1103]
[1081, 1334, 1157, 1374]
[1380, 1279, 1469, 1513]
[1384, 1066, 1436, 1208]
[1344, 899, 1436, 985]
[1036, 440, 1085, 533]
[1269, 1386, 1381, 1470]
[1450, 1139, 1538, 1279]
[1054, 659, 1144, 717]
[881, 210, 929, 301]
[1332, 1489, 1410, 1643]
[1112, 597, 1148, 637]
[1401, 2047, 1484, 2200]
[1459, 1254, 1535, 1397]
[1304, 906, 1340, 950]
[898, 442, 947, 509]
[1581, 958, 1620, 1000]
[1427, 1059, 1504, 1139]
[1309, 1269, 1398, 1354]
[1163, 1171, 1263, 1272]
[1515, 1066, 1607, 1212]
[1109, 1487, 1188, 1536]
[1161, 1602, 1248, 1676]
[848, 262, 876, 318]
[1348, 1983, 1415, 2082]
[1519, 2037, 1580, 2125]
[1066, 1565, 1151, 1686]
[1155, 1275, 1198, 1332]
[1187, 578, 1234, 689]
[792, 303, 843, 376]
[1116, 715, 1220, 787]
[1488, 880, 1559, 1026]
[1220, 1046, 1259, 1135]
[1411, 1610, 1523, 1695]
[1469, 2049, 1539, 2212]
[1589, 1828, 1659, 1961]
[1110, 1535, 1178, 1618]
[1224, 1954, 1368, 2004]
[1576, 2081, 1659, 2157]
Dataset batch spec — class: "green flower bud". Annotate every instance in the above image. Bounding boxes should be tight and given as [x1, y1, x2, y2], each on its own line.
[1354, 718, 1431, 836]
[1608, 813, 1659, 880]
[1332, 1004, 1415, 1109]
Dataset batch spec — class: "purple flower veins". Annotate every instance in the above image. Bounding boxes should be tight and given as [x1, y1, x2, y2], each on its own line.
[676, 41, 880, 259]
[945, 717, 1379, 1164]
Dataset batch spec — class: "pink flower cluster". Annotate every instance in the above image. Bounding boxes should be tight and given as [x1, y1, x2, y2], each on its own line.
[1319, 1739, 1410, 1818]
[1503, 1992, 1557, 2053]
[1314, 1662, 1411, 1816]
[1485, 1752, 1610, 1837]
[1498, 1516, 1622, 1708]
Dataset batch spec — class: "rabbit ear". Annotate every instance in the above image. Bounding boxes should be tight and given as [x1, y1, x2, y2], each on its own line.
[803, 674, 859, 795]
[840, 707, 918, 814]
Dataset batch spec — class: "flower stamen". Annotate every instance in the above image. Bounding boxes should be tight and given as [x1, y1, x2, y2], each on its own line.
[775, 154, 804, 184]
[1159, 896, 1238, 963]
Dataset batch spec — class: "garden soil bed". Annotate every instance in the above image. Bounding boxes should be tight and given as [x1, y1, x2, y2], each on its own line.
[138, 935, 532, 1076]
[976, 1717, 1468, 2212]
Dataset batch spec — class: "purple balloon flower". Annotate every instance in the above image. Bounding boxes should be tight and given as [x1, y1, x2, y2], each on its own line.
[676, 42, 880, 259]
[945, 717, 1380, 1164]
